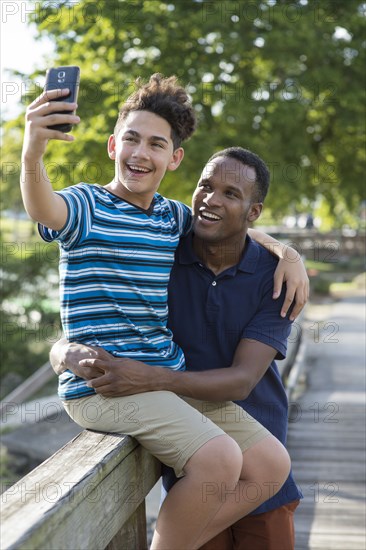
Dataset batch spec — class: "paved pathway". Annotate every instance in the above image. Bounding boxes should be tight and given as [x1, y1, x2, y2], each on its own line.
[288, 294, 366, 549]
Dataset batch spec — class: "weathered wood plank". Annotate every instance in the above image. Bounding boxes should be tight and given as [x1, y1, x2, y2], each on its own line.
[0, 431, 161, 549]
[106, 502, 148, 550]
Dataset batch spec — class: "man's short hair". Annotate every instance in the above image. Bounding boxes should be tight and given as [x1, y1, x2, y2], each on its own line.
[208, 147, 270, 203]
[114, 73, 197, 149]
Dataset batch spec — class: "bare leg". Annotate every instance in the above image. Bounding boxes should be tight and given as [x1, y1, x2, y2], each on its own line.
[150, 434, 243, 549]
[151, 434, 290, 549]
[193, 435, 291, 548]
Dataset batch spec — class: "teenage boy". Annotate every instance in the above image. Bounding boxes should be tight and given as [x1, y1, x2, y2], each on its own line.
[52, 148, 305, 549]
[21, 75, 298, 549]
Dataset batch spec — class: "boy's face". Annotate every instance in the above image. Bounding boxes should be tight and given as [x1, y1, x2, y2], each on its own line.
[108, 110, 184, 207]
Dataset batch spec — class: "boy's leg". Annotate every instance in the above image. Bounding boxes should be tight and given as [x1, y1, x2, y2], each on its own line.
[191, 435, 291, 548]
[151, 434, 244, 549]
[63, 392, 246, 549]
[62, 391, 225, 476]
[63, 393, 289, 549]
[181, 398, 291, 548]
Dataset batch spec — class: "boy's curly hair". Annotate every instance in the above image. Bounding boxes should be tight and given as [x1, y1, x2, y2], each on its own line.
[114, 74, 197, 149]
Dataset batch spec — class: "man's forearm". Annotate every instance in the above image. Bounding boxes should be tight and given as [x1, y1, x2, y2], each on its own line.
[119, 363, 252, 402]
[118, 339, 276, 402]
[67, 341, 275, 401]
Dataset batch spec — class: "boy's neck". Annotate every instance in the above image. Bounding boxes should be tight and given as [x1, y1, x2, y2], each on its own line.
[105, 180, 155, 210]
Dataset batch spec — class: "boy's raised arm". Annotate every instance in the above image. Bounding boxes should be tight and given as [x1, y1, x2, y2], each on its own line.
[20, 89, 80, 230]
[248, 227, 309, 320]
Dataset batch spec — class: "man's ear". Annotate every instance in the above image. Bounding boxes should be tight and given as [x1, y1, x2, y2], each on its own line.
[107, 135, 116, 159]
[248, 203, 263, 222]
[167, 147, 185, 172]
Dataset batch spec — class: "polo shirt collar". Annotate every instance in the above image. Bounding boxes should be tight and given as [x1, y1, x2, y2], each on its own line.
[177, 232, 260, 274]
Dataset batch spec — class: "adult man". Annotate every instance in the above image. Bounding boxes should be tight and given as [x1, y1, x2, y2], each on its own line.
[52, 146, 305, 549]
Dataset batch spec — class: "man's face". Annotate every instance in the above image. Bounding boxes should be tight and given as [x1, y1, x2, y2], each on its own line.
[108, 110, 183, 204]
[192, 156, 262, 244]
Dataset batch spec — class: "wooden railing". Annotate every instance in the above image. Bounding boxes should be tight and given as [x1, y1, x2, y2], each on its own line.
[0, 315, 304, 549]
[1, 431, 161, 549]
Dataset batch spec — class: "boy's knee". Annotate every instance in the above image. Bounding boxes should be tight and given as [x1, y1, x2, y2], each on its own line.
[265, 437, 291, 492]
[243, 435, 291, 492]
[269, 436, 291, 474]
[186, 435, 243, 481]
[276, 442, 291, 483]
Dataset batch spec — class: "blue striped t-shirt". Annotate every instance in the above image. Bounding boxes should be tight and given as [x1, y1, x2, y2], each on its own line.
[39, 183, 192, 400]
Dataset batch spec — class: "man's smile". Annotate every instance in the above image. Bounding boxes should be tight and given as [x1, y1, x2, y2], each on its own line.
[198, 208, 222, 222]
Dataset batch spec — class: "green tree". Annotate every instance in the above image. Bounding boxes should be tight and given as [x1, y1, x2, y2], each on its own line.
[2, 0, 365, 218]
[0, 231, 61, 397]
[19, 0, 364, 215]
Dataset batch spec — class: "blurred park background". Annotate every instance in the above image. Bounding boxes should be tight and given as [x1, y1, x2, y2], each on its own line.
[1, 0, 365, 459]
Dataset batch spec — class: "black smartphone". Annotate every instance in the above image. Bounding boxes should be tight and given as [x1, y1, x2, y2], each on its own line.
[44, 66, 80, 132]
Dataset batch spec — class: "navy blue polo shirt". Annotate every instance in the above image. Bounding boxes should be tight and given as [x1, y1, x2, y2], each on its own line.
[165, 232, 302, 514]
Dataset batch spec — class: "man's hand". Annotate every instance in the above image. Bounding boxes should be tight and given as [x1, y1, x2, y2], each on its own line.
[273, 247, 309, 320]
[81, 356, 157, 397]
[51, 339, 158, 396]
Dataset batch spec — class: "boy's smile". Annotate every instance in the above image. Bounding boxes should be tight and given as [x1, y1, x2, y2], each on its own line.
[106, 111, 184, 209]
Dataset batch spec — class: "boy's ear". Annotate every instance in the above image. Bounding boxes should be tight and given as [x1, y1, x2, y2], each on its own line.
[248, 203, 263, 222]
[107, 135, 116, 159]
[167, 147, 184, 172]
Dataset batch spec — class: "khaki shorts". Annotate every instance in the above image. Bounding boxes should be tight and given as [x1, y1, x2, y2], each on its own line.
[63, 391, 269, 477]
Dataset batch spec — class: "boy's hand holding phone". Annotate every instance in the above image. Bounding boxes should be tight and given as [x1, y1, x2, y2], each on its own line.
[22, 66, 80, 161]
[20, 67, 81, 231]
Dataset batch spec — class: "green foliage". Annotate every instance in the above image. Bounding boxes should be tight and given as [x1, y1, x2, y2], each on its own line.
[2, 0, 364, 219]
[0, 124, 24, 213]
[0, 228, 61, 397]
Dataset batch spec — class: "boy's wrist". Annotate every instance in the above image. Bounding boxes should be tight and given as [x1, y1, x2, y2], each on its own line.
[282, 244, 301, 263]
[21, 146, 44, 164]
[268, 241, 300, 262]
